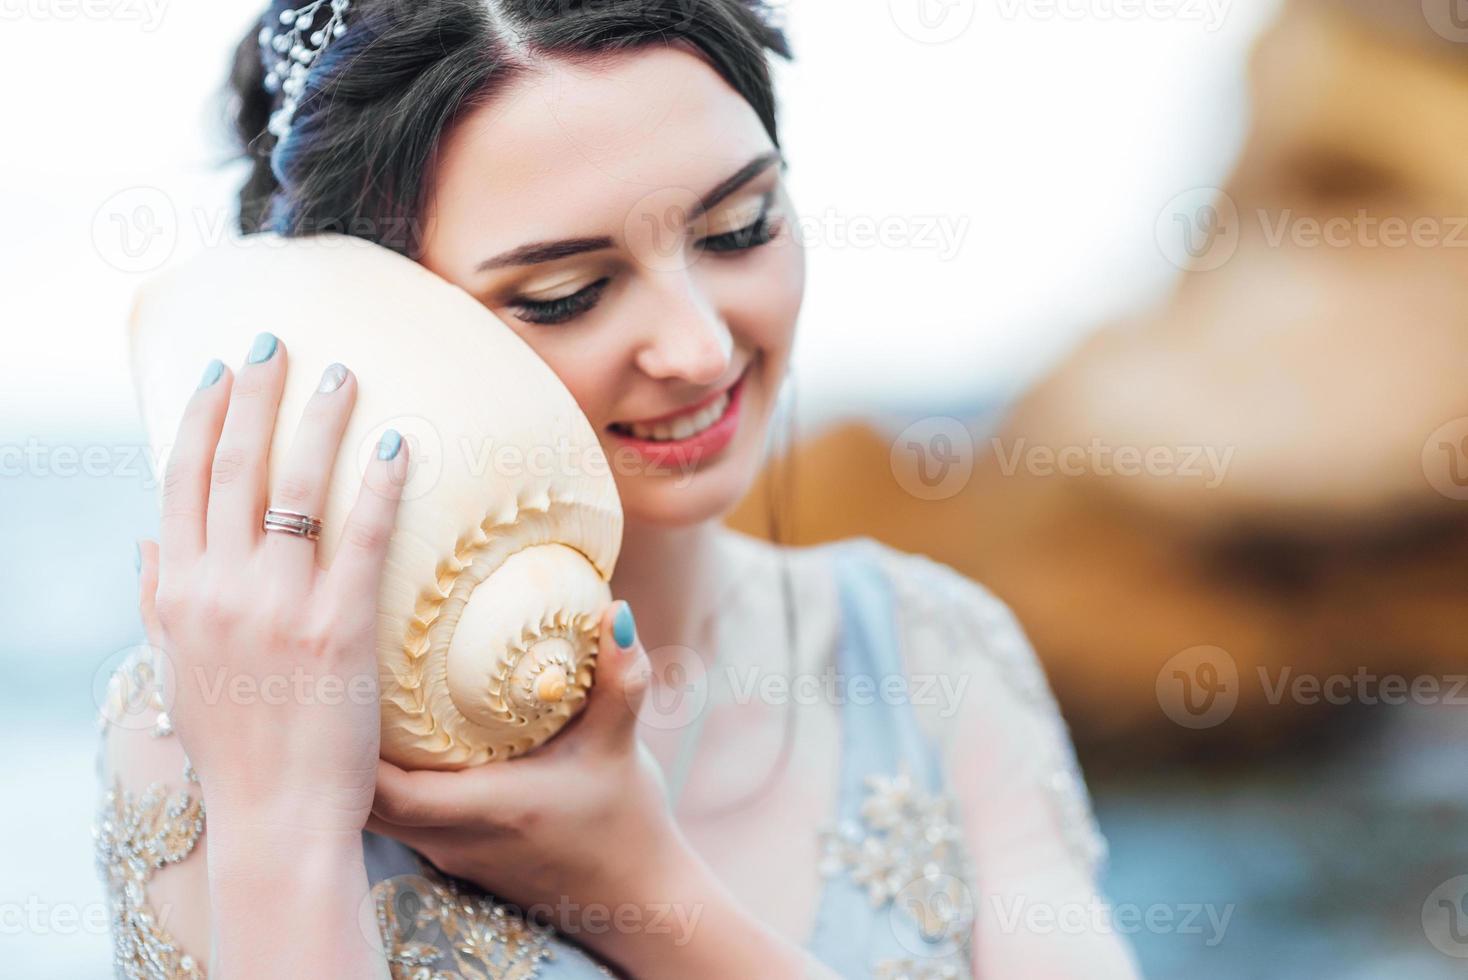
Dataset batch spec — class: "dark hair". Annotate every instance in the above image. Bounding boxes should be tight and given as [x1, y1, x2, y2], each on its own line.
[225, 0, 792, 257]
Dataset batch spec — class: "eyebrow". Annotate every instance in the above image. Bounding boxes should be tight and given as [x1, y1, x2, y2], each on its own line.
[474, 150, 784, 273]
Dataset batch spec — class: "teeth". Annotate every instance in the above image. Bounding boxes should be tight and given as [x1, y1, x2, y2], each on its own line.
[627, 392, 730, 442]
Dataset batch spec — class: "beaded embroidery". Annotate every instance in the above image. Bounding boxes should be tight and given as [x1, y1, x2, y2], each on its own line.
[818, 768, 975, 977]
[372, 863, 556, 980]
[93, 764, 206, 979]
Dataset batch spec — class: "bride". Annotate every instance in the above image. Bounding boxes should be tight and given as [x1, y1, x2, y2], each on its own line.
[96, 1, 1140, 977]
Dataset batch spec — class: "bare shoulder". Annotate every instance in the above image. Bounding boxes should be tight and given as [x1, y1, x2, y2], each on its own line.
[95, 651, 212, 976]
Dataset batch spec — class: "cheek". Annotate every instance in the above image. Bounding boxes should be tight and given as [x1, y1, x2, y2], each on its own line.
[519, 333, 628, 430]
[717, 240, 807, 360]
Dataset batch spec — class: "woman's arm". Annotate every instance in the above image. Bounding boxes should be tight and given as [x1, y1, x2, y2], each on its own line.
[881, 549, 1143, 979]
[98, 661, 389, 979]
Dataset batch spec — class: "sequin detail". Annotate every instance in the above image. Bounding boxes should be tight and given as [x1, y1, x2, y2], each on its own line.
[374, 861, 618, 980]
[819, 768, 975, 976]
[93, 771, 206, 979]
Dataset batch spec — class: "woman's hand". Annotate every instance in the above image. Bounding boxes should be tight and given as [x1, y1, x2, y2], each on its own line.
[139, 334, 406, 834]
[369, 600, 675, 910]
[135, 333, 406, 978]
[369, 603, 828, 979]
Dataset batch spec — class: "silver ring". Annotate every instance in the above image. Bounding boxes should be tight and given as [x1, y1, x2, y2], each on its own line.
[263, 508, 323, 541]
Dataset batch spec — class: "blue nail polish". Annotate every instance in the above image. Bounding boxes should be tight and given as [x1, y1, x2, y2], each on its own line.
[198, 359, 224, 389]
[377, 429, 403, 461]
[613, 602, 637, 650]
[247, 332, 278, 364]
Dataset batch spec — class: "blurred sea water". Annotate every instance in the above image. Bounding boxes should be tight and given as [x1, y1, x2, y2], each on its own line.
[4, 424, 1467, 978]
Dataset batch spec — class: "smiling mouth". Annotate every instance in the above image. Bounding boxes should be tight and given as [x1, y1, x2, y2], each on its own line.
[608, 367, 748, 443]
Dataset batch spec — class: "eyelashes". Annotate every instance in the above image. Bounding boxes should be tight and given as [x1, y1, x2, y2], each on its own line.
[510, 277, 610, 326]
[700, 212, 777, 253]
[506, 207, 781, 327]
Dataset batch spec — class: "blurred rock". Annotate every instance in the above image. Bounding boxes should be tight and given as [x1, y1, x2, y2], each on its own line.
[730, 0, 1468, 765]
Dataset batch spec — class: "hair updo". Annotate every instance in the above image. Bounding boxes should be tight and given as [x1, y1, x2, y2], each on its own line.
[224, 0, 792, 258]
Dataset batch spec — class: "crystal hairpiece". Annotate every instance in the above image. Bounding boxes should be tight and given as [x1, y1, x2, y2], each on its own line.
[258, 0, 352, 140]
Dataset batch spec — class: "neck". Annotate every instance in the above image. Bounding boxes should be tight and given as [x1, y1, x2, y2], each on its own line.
[609, 518, 726, 656]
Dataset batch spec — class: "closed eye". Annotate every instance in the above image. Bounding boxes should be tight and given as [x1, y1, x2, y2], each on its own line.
[698, 198, 778, 254]
[508, 277, 610, 326]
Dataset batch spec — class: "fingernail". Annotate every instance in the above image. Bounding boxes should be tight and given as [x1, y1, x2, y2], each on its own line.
[247, 331, 278, 364]
[318, 362, 348, 393]
[377, 429, 403, 460]
[197, 358, 224, 389]
[133, 541, 141, 574]
[613, 601, 637, 650]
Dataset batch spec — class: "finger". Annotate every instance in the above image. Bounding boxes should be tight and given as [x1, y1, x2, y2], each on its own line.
[206, 331, 286, 556]
[371, 759, 493, 829]
[157, 359, 231, 580]
[570, 600, 650, 751]
[262, 362, 356, 586]
[323, 428, 408, 607]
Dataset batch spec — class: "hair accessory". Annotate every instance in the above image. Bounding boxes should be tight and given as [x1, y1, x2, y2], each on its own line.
[258, 0, 352, 140]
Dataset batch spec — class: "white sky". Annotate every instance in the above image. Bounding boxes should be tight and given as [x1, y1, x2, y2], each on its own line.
[0, 0, 1279, 433]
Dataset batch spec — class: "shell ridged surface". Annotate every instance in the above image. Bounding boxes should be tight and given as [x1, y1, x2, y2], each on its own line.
[127, 233, 623, 770]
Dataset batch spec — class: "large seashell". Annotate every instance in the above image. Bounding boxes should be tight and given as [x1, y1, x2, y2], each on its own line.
[126, 233, 623, 770]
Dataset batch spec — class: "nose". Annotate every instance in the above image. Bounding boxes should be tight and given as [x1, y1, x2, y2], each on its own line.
[633, 273, 733, 385]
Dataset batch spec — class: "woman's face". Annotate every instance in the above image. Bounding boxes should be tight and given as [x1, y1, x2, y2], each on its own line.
[419, 46, 805, 527]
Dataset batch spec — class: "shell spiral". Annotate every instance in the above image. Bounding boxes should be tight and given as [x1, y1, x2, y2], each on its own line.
[127, 234, 623, 770]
